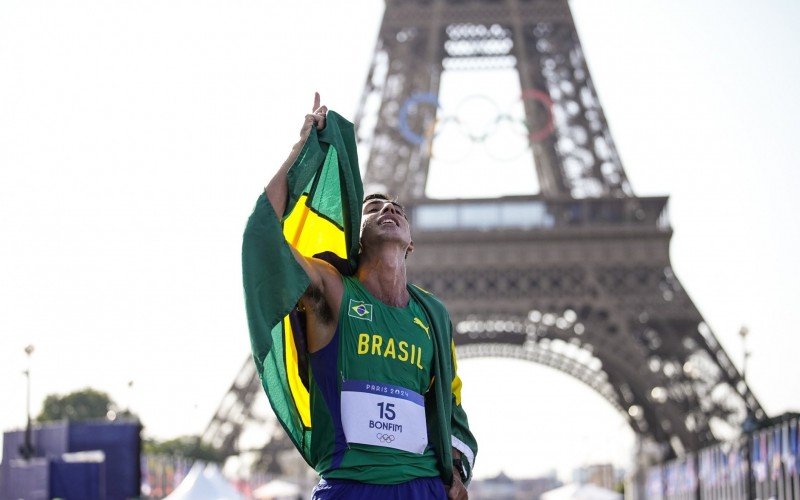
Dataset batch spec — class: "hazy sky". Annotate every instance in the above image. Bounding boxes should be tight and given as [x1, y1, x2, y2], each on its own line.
[1, 0, 798, 481]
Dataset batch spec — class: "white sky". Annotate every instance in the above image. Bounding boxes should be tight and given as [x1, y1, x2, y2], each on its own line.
[1, 0, 798, 482]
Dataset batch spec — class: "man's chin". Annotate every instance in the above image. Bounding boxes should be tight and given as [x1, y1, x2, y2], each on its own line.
[362, 231, 410, 249]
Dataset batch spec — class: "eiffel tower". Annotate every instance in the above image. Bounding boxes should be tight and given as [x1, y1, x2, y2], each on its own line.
[204, 0, 765, 476]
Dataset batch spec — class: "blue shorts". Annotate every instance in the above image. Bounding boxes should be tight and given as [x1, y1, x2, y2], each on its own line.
[312, 476, 448, 500]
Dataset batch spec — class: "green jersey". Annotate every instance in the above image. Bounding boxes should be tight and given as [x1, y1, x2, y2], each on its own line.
[308, 276, 440, 484]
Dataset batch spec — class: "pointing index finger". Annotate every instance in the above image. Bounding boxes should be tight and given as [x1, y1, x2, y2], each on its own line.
[313, 92, 320, 112]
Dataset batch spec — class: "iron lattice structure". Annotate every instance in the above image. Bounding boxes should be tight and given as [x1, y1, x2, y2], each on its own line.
[205, 0, 765, 467]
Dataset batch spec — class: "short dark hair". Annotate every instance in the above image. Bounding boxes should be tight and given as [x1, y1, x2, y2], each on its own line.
[363, 193, 407, 219]
[363, 192, 400, 207]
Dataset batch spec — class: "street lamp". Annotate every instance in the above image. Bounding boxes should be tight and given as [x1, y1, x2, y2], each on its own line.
[127, 380, 134, 417]
[739, 325, 750, 383]
[738, 326, 757, 500]
[20, 344, 35, 459]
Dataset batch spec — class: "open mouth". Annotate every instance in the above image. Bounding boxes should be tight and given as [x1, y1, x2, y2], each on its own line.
[380, 219, 399, 227]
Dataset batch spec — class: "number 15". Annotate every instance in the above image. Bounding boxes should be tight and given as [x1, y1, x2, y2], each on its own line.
[377, 402, 396, 420]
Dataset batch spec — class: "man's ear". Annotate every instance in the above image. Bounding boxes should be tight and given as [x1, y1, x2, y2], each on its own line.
[405, 240, 415, 259]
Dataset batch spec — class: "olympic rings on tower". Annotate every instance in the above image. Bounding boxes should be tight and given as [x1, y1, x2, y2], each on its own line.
[397, 89, 555, 163]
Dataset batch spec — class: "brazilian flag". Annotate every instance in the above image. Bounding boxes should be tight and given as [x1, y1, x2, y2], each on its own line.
[242, 111, 363, 462]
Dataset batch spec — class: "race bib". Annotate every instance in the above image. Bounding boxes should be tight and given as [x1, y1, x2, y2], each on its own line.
[341, 380, 428, 454]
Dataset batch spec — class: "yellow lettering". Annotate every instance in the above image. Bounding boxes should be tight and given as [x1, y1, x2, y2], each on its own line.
[383, 338, 396, 359]
[416, 346, 423, 369]
[357, 333, 370, 355]
[398, 341, 409, 361]
[409, 345, 416, 365]
[371, 334, 383, 355]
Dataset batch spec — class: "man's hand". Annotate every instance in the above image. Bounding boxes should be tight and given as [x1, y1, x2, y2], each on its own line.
[289, 92, 327, 164]
[299, 92, 327, 142]
[448, 472, 468, 500]
[266, 92, 328, 219]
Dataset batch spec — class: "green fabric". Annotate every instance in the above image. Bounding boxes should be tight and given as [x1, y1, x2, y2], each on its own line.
[242, 111, 362, 463]
[407, 284, 477, 485]
[241, 110, 477, 485]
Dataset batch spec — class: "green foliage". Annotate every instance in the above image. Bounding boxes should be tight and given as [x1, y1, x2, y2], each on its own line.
[38, 387, 114, 422]
[143, 435, 226, 464]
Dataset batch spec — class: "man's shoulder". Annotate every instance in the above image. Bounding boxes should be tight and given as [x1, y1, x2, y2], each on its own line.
[408, 282, 436, 297]
[313, 251, 357, 276]
[408, 283, 448, 314]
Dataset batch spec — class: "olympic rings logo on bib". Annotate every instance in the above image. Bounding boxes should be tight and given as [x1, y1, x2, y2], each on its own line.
[376, 433, 396, 443]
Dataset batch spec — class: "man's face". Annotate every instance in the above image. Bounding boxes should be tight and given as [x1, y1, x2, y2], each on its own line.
[360, 197, 413, 253]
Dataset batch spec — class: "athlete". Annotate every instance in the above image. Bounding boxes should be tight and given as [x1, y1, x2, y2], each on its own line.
[252, 94, 476, 499]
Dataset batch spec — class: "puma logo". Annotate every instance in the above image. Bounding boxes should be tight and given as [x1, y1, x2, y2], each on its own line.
[413, 317, 431, 339]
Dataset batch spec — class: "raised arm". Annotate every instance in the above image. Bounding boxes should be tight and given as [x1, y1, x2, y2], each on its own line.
[261, 93, 343, 350]
[265, 92, 327, 218]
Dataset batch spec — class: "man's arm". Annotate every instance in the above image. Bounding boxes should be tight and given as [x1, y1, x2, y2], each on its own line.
[265, 93, 326, 219]
[264, 93, 329, 286]
[263, 93, 343, 350]
[449, 448, 468, 500]
[449, 329, 477, 499]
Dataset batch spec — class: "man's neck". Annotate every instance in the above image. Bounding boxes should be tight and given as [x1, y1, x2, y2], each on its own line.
[356, 245, 409, 308]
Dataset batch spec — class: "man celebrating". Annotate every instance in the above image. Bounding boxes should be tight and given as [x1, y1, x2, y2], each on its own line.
[243, 94, 477, 499]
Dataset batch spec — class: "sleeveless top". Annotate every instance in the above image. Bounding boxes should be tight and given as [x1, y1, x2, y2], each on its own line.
[307, 276, 439, 484]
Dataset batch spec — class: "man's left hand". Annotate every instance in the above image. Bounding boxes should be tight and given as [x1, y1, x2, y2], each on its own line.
[448, 472, 468, 500]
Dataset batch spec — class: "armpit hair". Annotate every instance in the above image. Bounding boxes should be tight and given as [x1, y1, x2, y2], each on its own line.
[302, 282, 334, 325]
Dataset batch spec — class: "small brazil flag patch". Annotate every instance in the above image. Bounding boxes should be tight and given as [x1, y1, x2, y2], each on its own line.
[348, 299, 373, 321]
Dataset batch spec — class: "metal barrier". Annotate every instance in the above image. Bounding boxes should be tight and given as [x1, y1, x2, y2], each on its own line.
[141, 454, 193, 498]
[140, 454, 276, 499]
[645, 416, 799, 500]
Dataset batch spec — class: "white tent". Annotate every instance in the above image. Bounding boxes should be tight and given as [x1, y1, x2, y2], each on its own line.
[204, 463, 245, 499]
[541, 483, 622, 500]
[164, 462, 244, 500]
[252, 479, 301, 500]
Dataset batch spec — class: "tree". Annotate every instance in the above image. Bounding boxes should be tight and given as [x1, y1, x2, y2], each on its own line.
[37, 387, 127, 422]
[143, 435, 226, 464]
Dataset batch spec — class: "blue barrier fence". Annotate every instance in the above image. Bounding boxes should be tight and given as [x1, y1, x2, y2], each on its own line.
[0, 420, 140, 499]
[646, 415, 799, 500]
